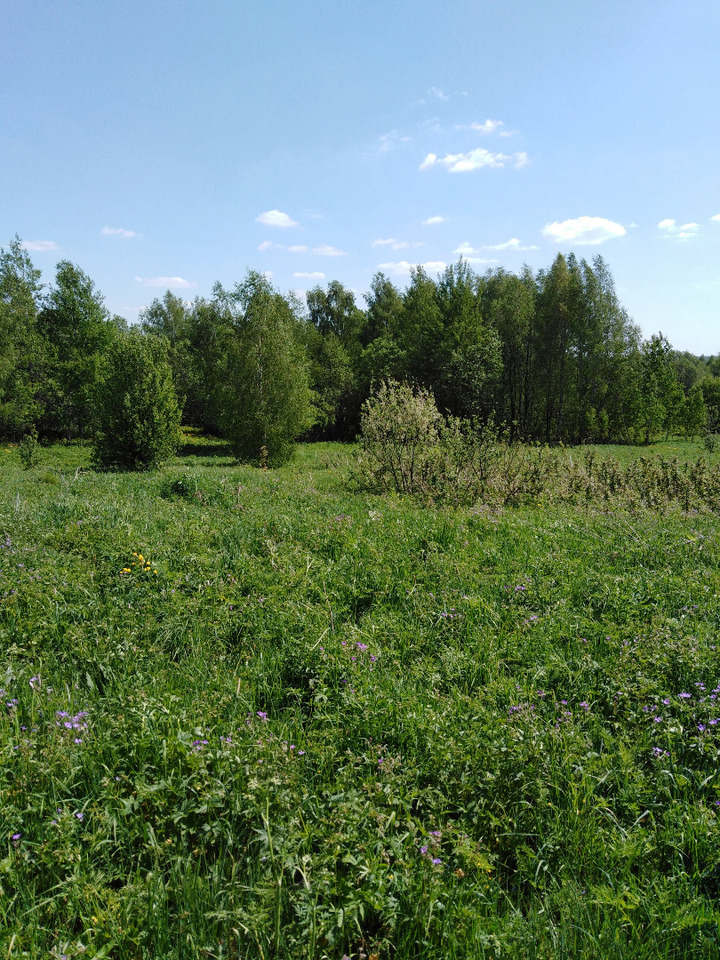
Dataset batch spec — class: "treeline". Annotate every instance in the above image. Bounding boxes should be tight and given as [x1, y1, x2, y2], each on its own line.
[2, 235, 719, 462]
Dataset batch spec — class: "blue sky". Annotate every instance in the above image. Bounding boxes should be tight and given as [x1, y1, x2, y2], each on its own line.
[2, 0, 719, 353]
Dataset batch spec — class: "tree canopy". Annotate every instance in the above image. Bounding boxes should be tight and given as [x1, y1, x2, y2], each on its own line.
[2, 236, 717, 460]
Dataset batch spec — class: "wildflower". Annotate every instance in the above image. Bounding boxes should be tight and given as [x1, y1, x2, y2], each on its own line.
[679, 692, 691, 699]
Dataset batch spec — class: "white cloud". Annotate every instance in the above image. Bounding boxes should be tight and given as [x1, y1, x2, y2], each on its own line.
[484, 237, 539, 251]
[258, 241, 309, 253]
[423, 216, 445, 226]
[135, 276, 196, 289]
[452, 244, 501, 262]
[420, 148, 528, 172]
[312, 244, 347, 256]
[428, 86, 449, 101]
[102, 226, 140, 239]
[542, 216, 626, 245]
[677, 224, 700, 240]
[462, 119, 504, 134]
[256, 209, 299, 228]
[378, 130, 412, 153]
[372, 238, 424, 251]
[377, 260, 447, 276]
[658, 218, 700, 240]
[293, 271, 326, 279]
[711, 214, 720, 222]
[20, 240, 58, 252]
[453, 242, 481, 255]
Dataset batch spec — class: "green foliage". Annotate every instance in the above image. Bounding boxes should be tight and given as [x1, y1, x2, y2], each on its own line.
[38, 260, 116, 439]
[356, 379, 449, 495]
[356, 379, 543, 505]
[215, 272, 315, 465]
[17, 426, 40, 469]
[0, 237, 46, 435]
[92, 331, 182, 470]
[4, 438, 720, 957]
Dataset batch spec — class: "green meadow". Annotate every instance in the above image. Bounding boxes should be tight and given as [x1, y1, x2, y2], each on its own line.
[3, 436, 720, 959]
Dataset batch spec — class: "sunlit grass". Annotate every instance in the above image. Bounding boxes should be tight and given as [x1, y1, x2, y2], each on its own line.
[2, 439, 720, 958]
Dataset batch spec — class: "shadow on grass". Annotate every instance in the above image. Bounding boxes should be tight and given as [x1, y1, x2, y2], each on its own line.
[177, 441, 232, 459]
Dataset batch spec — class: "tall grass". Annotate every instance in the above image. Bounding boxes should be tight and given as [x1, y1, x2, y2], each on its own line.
[2, 436, 720, 958]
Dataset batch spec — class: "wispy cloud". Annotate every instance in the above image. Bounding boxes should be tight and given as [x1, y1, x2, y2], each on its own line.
[256, 209, 299, 228]
[423, 216, 445, 226]
[484, 237, 539, 251]
[372, 238, 424, 251]
[258, 241, 308, 252]
[459, 119, 504, 134]
[452, 243, 500, 264]
[711, 214, 720, 223]
[658, 218, 700, 240]
[378, 130, 412, 153]
[542, 216, 626, 245]
[135, 276, 196, 289]
[293, 271, 326, 280]
[420, 148, 528, 172]
[377, 260, 447, 276]
[20, 240, 58, 252]
[102, 226, 140, 239]
[418, 87, 468, 107]
[312, 244, 347, 256]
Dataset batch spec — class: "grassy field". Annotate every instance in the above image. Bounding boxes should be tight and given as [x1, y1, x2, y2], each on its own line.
[3, 435, 720, 958]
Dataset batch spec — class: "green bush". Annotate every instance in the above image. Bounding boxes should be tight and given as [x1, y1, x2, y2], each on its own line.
[92, 331, 182, 470]
[356, 380, 448, 496]
[356, 380, 555, 505]
[17, 426, 41, 469]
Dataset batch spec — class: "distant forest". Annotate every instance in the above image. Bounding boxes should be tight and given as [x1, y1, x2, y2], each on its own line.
[2, 234, 720, 451]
